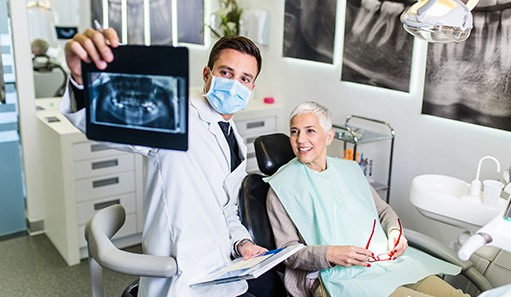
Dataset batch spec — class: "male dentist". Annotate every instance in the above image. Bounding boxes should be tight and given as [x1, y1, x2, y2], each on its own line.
[61, 27, 268, 296]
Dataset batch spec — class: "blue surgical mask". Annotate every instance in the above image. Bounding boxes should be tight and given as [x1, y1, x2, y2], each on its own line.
[204, 74, 252, 114]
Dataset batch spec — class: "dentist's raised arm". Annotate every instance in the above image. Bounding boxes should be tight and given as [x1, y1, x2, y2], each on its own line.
[64, 26, 120, 85]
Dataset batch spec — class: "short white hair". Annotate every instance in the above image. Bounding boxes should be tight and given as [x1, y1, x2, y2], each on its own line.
[290, 101, 332, 133]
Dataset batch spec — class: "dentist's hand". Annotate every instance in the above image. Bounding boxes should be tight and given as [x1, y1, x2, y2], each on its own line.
[240, 242, 268, 260]
[327, 246, 373, 267]
[387, 230, 408, 259]
[64, 27, 120, 85]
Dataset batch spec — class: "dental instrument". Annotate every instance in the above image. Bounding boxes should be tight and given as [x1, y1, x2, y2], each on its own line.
[458, 193, 511, 296]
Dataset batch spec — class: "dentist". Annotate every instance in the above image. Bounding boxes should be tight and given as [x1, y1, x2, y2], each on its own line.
[60, 27, 268, 296]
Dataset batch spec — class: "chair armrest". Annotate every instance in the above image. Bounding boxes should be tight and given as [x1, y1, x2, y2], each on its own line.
[404, 228, 493, 292]
[98, 247, 177, 278]
[404, 228, 472, 270]
[86, 204, 177, 278]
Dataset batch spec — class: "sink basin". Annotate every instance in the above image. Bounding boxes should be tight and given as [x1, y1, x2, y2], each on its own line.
[409, 174, 507, 232]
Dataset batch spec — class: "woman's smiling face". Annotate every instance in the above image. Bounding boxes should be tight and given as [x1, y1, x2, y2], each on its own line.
[289, 112, 334, 172]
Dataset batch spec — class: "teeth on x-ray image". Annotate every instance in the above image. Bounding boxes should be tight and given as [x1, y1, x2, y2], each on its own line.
[89, 73, 186, 134]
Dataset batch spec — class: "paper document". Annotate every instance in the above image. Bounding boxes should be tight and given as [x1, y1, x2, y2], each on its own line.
[190, 244, 304, 287]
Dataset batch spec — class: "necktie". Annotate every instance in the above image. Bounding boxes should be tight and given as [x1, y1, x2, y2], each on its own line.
[218, 121, 241, 172]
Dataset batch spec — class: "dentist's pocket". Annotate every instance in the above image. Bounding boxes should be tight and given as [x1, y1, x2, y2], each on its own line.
[172, 239, 226, 281]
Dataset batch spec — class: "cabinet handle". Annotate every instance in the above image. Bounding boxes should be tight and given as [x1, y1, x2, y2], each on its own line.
[246, 121, 264, 129]
[92, 177, 119, 188]
[91, 159, 119, 170]
[90, 143, 109, 152]
[94, 199, 121, 210]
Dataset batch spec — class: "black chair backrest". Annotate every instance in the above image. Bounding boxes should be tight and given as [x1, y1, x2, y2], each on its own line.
[239, 132, 294, 254]
[254, 133, 295, 176]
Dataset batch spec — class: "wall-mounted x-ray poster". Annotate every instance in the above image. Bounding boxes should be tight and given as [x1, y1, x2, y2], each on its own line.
[283, 0, 337, 64]
[91, 0, 173, 45]
[422, 9, 511, 131]
[177, 0, 204, 45]
[341, 0, 414, 92]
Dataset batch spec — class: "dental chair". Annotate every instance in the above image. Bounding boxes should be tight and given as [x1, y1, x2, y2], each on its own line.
[32, 55, 68, 98]
[85, 133, 493, 297]
[240, 133, 493, 296]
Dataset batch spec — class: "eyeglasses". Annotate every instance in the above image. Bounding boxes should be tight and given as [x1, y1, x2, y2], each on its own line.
[365, 218, 402, 262]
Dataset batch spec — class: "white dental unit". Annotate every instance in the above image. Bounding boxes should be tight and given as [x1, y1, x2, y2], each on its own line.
[400, 0, 511, 293]
[409, 155, 511, 296]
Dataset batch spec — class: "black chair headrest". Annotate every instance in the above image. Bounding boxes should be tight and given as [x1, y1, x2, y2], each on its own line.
[254, 133, 295, 176]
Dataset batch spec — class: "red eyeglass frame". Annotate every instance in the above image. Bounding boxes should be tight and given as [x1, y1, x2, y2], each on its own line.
[365, 218, 402, 262]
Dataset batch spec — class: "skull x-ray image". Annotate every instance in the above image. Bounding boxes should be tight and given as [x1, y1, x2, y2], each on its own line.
[89, 73, 185, 133]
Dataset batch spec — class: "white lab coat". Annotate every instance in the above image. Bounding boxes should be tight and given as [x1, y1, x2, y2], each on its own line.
[61, 87, 251, 297]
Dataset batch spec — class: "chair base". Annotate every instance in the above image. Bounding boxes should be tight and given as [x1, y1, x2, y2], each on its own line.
[121, 279, 139, 297]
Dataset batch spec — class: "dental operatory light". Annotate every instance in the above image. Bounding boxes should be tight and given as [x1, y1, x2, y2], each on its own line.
[400, 0, 480, 43]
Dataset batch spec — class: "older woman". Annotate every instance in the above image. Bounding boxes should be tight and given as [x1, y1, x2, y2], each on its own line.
[265, 101, 469, 297]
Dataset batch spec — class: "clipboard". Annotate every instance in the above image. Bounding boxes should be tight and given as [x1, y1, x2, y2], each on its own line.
[190, 244, 304, 287]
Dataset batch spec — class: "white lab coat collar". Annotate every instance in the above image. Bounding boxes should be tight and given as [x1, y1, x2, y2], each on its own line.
[189, 88, 247, 171]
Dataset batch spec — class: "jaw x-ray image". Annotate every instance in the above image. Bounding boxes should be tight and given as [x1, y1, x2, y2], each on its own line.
[89, 73, 185, 133]
[341, 0, 415, 92]
[283, 0, 337, 64]
[422, 3, 511, 131]
[83, 45, 189, 151]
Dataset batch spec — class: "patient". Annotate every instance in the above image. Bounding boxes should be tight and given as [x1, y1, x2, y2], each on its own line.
[265, 101, 469, 297]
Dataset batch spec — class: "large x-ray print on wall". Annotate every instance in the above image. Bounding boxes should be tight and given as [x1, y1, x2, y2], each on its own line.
[422, 8, 511, 132]
[283, 0, 337, 64]
[341, 0, 414, 93]
[177, 0, 204, 45]
[91, 0, 173, 45]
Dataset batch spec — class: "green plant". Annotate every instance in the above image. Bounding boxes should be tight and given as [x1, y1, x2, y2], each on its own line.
[209, 0, 243, 38]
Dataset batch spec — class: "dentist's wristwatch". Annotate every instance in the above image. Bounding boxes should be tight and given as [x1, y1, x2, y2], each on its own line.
[235, 238, 254, 257]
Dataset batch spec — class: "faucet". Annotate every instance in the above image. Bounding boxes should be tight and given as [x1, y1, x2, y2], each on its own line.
[469, 156, 501, 198]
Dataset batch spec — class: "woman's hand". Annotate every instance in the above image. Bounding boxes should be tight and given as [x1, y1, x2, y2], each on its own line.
[387, 230, 408, 259]
[240, 241, 268, 260]
[327, 246, 372, 267]
[64, 27, 120, 85]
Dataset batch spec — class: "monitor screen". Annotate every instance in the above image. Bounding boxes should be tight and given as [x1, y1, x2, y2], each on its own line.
[55, 26, 78, 39]
[82, 45, 188, 151]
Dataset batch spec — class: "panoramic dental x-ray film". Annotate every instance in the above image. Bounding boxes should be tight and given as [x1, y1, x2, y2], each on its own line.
[82, 45, 189, 151]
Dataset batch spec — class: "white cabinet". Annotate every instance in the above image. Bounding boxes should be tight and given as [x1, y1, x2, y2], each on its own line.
[234, 98, 285, 173]
[37, 108, 143, 266]
[34, 97, 283, 265]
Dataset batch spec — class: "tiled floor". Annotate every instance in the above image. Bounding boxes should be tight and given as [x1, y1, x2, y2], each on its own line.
[0, 233, 140, 297]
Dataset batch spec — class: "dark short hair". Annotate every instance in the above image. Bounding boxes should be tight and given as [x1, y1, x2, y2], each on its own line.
[207, 35, 262, 79]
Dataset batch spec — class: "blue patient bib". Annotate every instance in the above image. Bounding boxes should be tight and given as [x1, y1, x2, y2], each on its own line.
[265, 157, 460, 297]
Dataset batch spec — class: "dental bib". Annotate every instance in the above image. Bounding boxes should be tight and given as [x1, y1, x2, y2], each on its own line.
[265, 157, 460, 297]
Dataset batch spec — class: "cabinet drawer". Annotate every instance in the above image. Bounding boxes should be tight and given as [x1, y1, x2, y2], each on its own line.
[78, 212, 137, 248]
[76, 193, 136, 225]
[74, 154, 134, 179]
[235, 116, 276, 136]
[73, 141, 121, 161]
[75, 171, 135, 202]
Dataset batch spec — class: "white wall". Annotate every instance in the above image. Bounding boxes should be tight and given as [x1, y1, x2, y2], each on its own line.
[13, 0, 511, 244]
[248, 0, 511, 244]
